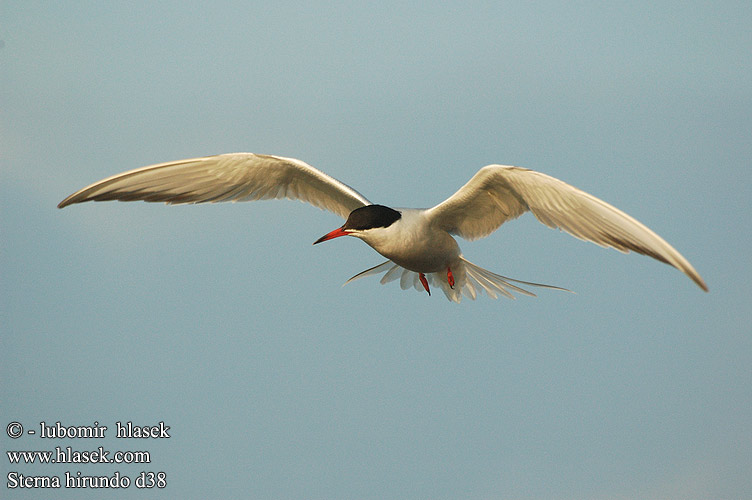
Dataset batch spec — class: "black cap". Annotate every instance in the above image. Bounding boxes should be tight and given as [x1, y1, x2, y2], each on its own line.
[343, 205, 401, 231]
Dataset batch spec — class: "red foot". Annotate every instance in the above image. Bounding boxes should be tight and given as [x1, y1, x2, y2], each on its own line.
[419, 273, 431, 296]
[447, 267, 455, 289]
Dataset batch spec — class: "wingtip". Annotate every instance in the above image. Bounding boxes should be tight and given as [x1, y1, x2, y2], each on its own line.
[57, 192, 81, 209]
[682, 266, 708, 292]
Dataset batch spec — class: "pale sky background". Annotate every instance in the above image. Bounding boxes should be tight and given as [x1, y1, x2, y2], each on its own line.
[2, 2, 751, 499]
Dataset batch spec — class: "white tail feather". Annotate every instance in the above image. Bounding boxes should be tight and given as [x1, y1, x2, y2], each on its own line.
[344, 257, 572, 302]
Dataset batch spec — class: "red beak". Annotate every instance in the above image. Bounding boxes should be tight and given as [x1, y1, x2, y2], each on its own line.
[313, 227, 349, 245]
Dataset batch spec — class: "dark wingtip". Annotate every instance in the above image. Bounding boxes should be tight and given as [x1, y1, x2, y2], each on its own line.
[57, 192, 81, 209]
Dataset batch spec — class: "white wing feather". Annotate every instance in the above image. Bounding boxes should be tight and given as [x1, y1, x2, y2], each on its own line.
[427, 165, 707, 291]
[58, 153, 371, 219]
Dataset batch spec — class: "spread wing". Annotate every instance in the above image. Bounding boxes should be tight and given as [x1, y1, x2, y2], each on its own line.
[58, 153, 371, 219]
[426, 165, 707, 291]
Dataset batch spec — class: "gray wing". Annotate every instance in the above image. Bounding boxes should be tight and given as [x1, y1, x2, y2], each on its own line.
[58, 153, 371, 219]
[426, 165, 707, 291]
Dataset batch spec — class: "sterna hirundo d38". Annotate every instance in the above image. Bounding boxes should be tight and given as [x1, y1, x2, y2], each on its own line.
[58, 153, 707, 302]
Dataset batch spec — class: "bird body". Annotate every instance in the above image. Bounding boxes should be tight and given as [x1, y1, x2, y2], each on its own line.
[352, 208, 461, 273]
[58, 153, 707, 302]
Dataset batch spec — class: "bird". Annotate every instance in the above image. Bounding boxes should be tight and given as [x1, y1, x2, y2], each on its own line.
[58, 153, 708, 302]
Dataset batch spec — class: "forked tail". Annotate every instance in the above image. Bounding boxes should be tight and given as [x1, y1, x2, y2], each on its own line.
[344, 256, 572, 303]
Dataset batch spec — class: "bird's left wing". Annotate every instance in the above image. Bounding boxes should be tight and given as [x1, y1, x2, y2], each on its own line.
[426, 165, 707, 291]
[58, 153, 371, 219]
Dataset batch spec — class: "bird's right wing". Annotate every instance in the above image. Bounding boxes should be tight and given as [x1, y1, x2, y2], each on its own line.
[426, 165, 707, 291]
[58, 153, 371, 219]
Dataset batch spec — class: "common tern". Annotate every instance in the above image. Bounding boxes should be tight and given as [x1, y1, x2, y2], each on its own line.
[58, 153, 707, 302]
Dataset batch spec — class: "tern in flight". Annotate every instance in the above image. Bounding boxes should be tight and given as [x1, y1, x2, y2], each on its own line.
[58, 153, 707, 302]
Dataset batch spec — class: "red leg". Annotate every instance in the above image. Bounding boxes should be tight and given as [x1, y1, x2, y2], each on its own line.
[447, 267, 455, 289]
[419, 272, 431, 296]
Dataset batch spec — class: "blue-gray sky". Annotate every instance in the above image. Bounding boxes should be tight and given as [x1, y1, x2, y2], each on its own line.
[2, 2, 750, 499]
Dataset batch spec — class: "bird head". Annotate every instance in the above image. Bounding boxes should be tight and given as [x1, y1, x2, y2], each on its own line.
[313, 204, 401, 244]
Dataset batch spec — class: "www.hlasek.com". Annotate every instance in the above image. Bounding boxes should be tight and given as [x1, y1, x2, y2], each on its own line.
[6, 420, 169, 490]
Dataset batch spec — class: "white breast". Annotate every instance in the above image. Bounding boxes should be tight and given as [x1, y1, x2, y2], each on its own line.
[354, 209, 461, 273]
